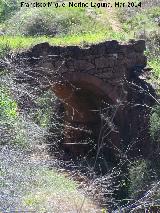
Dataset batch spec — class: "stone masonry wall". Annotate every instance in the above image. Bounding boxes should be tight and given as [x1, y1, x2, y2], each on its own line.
[19, 39, 147, 84]
[16, 40, 155, 158]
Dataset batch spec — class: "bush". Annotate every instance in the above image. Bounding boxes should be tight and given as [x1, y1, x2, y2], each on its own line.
[0, 86, 17, 122]
[5, 7, 108, 36]
[145, 31, 160, 58]
[0, 0, 20, 22]
[0, 85, 28, 147]
[120, 6, 160, 40]
[150, 105, 160, 143]
[128, 159, 154, 199]
[29, 90, 58, 128]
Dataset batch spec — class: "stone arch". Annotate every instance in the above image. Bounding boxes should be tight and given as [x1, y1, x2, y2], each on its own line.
[15, 40, 155, 159]
[51, 72, 121, 157]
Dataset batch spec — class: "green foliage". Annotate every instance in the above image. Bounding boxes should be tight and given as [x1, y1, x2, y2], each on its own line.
[5, 6, 108, 36]
[148, 57, 160, 80]
[0, 0, 20, 22]
[128, 160, 153, 199]
[22, 168, 88, 211]
[150, 105, 160, 143]
[0, 30, 126, 51]
[0, 85, 28, 147]
[145, 31, 160, 58]
[0, 86, 17, 121]
[121, 6, 160, 34]
[119, 5, 160, 92]
[30, 91, 57, 128]
[0, 42, 11, 57]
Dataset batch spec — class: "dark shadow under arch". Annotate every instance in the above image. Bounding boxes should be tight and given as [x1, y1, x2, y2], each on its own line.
[51, 72, 121, 158]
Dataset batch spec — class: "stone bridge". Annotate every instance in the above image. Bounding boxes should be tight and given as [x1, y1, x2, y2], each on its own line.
[16, 40, 155, 159]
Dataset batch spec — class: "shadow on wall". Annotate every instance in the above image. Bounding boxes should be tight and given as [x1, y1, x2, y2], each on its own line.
[51, 72, 121, 160]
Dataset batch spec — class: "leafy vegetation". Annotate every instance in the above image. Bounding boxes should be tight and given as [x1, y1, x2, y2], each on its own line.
[22, 168, 87, 212]
[119, 4, 160, 80]
[121, 6, 160, 34]
[0, 31, 126, 51]
[128, 160, 154, 199]
[0, 86, 17, 121]
[5, 6, 109, 36]
[29, 91, 57, 128]
[0, 0, 127, 52]
[150, 105, 160, 143]
[0, 0, 20, 22]
[0, 85, 29, 147]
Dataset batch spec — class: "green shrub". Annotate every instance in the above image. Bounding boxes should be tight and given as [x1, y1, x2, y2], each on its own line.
[0, 86, 17, 121]
[5, 7, 108, 36]
[30, 91, 57, 128]
[120, 6, 160, 39]
[0, 85, 28, 147]
[145, 31, 160, 59]
[128, 160, 153, 199]
[0, 0, 20, 22]
[0, 43, 11, 57]
[148, 57, 160, 80]
[150, 105, 160, 143]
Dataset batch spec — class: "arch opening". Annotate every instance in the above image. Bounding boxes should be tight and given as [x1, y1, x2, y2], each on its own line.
[51, 73, 119, 158]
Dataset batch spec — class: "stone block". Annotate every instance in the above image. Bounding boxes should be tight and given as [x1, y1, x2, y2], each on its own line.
[95, 56, 115, 68]
[105, 40, 119, 53]
[74, 60, 95, 71]
[49, 46, 60, 55]
[65, 60, 75, 71]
